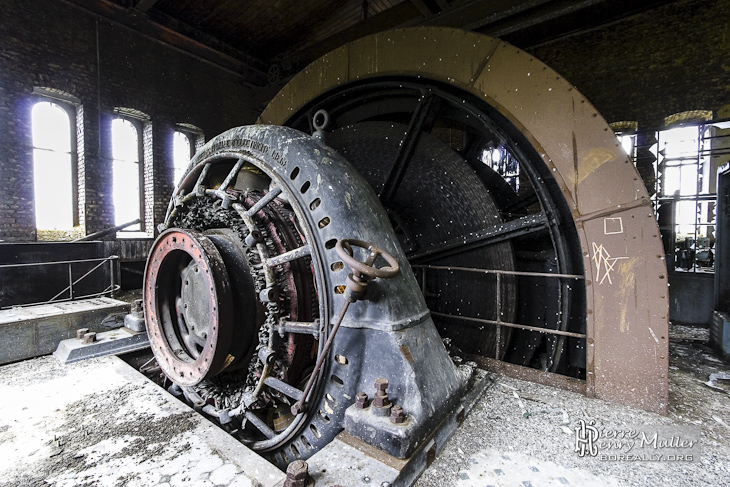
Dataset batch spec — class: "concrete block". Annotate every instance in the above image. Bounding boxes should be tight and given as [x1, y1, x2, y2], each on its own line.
[53, 327, 150, 364]
[0, 297, 129, 364]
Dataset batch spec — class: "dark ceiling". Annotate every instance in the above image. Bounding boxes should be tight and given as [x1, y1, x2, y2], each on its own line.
[66, 0, 678, 88]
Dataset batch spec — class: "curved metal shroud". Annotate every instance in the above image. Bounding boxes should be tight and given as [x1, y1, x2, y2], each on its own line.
[146, 124, 470, 463]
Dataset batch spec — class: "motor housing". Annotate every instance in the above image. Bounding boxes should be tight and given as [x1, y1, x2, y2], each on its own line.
[144, 124, 470, 466]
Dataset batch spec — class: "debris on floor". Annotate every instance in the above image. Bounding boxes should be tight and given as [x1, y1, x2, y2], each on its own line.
[0, 356, 284, 487]
[0, 322, 727, 487]
[415, 323, 730, 487]
[703, 372, 730, 394]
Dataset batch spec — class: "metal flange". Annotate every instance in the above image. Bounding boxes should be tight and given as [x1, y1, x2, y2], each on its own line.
[144, 228, 235, 387]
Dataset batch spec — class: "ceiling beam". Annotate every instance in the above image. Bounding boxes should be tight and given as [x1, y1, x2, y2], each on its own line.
[283, 1, 422, 71]
[61, 0, 269, 86]
[479, 0, 609, 37]
[409, 0, 433, 17]
[486, 0, 679, 48]
[143, 8, 266, 69]
[403, 0, 552, 30]
[134, 0, 158, 13]
[403, 0, 679, 49]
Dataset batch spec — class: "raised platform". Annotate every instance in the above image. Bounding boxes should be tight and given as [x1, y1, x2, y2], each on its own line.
[0, 297, 129, 365]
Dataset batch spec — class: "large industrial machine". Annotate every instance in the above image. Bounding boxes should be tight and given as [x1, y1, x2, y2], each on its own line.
[143, 28, 669, 471]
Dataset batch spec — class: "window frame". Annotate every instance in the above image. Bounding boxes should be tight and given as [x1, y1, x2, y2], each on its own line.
[173, 124, 205, 187]
[111, 114, 146, 234]
[172, 129, 194, 187]
[618, 115, 726, 274]
[31, 96, 80, 232]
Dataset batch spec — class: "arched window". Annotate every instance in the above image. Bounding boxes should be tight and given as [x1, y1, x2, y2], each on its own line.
[173, 124, 204, 187]
[112, 117, 143, 231]
[32, 101, 75, 230]
[173, 130, 192, 186]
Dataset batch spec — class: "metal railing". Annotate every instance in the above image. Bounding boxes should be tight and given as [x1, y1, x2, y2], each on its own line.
[0, 255, 120, 309]
[412, 264, 586, 360]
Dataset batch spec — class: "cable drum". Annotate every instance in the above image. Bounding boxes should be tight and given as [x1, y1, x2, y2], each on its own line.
[327, 121, 516, 358]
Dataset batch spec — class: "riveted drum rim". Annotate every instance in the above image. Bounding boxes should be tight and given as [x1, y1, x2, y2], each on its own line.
[260, 27, 670, 413]
[144, 228, 234, 387]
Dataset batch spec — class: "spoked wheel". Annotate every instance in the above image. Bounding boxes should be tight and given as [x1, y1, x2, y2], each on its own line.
[144, 126, 372, 466]
[280, 78, 586, 375]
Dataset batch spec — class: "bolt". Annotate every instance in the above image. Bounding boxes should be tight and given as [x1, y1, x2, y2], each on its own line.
[288, 460, 308, 479]
[373, 378, 390, 408]
[133, 299, 143, 312]
[82, 332, 97, 345]
[76, 328, 90, 340]
[284, 459, 309, 487]
[290, 402, 304, 416]
[355, 391, 368, 409]
[257, 347, 275, 364]
[390, 405, 405, 424]
[373, 392, 390, 408]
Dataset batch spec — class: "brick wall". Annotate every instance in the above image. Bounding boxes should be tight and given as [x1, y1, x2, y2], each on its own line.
[0, 0, 259, 241]
[529, 0, 730, 130]
[4, 0, 730, 242]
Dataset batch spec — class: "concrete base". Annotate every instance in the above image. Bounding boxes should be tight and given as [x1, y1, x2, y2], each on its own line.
[53, 327, 150, 364]
[669, 272, 714, 325]
[0, 297, 130, 365]
[0, 354, 489, 487]
[306, 370, 491, 487]
[711, 310, 730, 357]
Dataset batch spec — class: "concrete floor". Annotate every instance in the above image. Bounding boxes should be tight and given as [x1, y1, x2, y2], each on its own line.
[0, 356, 284, 487]
[0, 324, 728, 487]
[415, 324, 730, 487]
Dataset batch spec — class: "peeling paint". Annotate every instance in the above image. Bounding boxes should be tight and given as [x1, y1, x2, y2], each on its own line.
[648, 326, 659, 344]
[578, 148, 616, 184]
[345, 192, 352, 210]
[618, 257, 640, 333]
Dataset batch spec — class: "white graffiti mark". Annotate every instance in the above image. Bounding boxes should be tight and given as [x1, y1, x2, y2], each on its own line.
[603, 217, 624, 235]
[592, 242, 629, 285]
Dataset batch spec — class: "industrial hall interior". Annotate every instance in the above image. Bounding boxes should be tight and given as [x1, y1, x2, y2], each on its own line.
[1, 0, 730, 486]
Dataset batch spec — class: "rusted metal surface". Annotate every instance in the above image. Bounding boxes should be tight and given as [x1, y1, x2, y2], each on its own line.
[336, 239, 400, 279]
[143, 228, 234, 387]
[290, 237, 401, 416]
[146, 124, 471, 464]
[355, 391, 368, 409]
[283, 459, 311, 487]
[470, 355, 587, 395]
[390, 405, 405, 424]
[260, 27, 669, 414]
